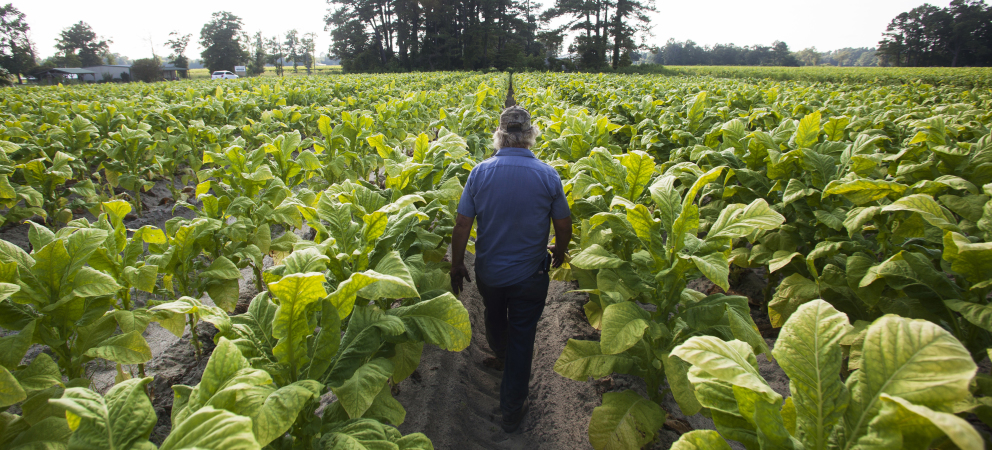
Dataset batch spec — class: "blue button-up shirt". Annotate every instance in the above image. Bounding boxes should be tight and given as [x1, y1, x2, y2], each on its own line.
[457, 147, 571, 287]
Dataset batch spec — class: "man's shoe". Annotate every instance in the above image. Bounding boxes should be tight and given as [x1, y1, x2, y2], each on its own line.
[501, 399, 529, 433]
[483, 356, 505, 371]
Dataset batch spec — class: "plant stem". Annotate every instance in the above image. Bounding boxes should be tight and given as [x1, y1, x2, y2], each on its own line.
[188, 314, 202, 360]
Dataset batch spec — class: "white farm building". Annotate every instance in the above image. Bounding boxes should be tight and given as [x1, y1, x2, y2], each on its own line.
[82, 65, 132, 81]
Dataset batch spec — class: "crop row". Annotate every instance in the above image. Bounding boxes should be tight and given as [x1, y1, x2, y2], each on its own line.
[1, 71, 991, 449]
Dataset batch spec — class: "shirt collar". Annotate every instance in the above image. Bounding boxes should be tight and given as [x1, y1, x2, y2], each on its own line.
[496, 147, 536, 158]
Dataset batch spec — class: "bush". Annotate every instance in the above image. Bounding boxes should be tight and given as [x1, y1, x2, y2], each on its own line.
[131, 58, 162, 83]
[0, 67, 12, 87]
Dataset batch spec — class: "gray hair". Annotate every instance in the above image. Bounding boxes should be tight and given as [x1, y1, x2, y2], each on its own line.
[492, 125, 541, 150]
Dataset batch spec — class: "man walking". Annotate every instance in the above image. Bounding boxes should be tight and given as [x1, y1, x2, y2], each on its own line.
[449, 105, 572, 433]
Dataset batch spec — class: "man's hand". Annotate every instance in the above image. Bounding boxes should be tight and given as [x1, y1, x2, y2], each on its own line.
[550, 216, 572, 268]
[450, 262, 472, 295]
[548, 244, 567, 268]
[450, 213, 474, 297]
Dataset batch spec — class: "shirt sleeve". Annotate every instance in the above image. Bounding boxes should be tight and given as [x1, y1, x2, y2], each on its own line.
[550, 175, 571, 220]
[457, 170, 476, 218]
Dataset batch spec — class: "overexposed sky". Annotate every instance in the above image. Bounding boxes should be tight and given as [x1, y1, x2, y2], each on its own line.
[17, 0, 956, 61]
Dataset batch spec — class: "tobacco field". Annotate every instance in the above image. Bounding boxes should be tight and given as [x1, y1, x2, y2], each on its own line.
[1, 70, 992, 450]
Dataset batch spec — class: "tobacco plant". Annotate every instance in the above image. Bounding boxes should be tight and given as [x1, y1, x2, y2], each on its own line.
[671, 300, 981, 450]
[555, 159, 785, 450]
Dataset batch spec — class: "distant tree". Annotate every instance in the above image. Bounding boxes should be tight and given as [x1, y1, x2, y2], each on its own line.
[0, 4, 35, 84]
[55, 21, 111, 67]
[265, 35, 284, 76]
[104, 52, 131, 65]
[246, 31, 266, 76]
[302, 32, 317, 74]
[130, 58, 162, 82]
[797, 47, 820, 66]
[285, 29, 300, 73]
[771, 41, 799, 66]
[199, 11, 248, 73]
[609, 0, 655, 69]
[855, 50, 878, 66]
[166, 31, 191, 76]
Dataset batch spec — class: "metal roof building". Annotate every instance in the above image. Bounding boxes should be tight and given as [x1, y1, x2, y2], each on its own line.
[35, 68, 97, 82]
[82, 65, 132, 82]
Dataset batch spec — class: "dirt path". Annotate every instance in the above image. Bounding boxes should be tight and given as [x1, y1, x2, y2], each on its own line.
[395, 251, 599, 449]
[394, 254, 785, 450]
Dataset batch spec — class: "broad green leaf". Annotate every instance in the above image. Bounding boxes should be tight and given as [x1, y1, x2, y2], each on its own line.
[13, 353, 62, 393]
[824, 116, 849, 141]
[0, 320, 35, 370]
[159, 406, 260, 450]
[201, 256, 241, 280]
[768, 274, 819, 328]
[687, 91, 708, 131]
[844, 207, 881, 237]
[376, 194, 425, 214]
[83, 331, 153, 365]
[251, 381, 321, 447]
[588, 390, 665, 450]
[814, 209, 845, 231]
[3, 416, 72, 448]
[600, 302, 651, 355]
[672, 337, 779, 403]
[0, 282, 18, 302]
[621, 151, 655, 200]
[684, 364, 758, 448]
[664, 352, 702, 416]
[72, 267, 121, 298]
[795, 111, 821, 149]
[192, 338, 252, 412]
[672, 430, 733, 450]
[270, 272, 328, 370]
[772, 299, 852, 450]
[49, 377, 156, 450]
[856, 394, 982, 450]
[554, 339, 634, 381]
[881, 194, 958, 232]
[839, 315, 976, 447]
[330, 358, 393, 419]
[357, 251, 419, 300]
[942, 231, 992, 284]
[944, 299, 992, 331]
[387, 293, 471, 351]
[328, 272, 380, 319]
[570, 245, 623, 269]
[823, 179, 908, 205]
[360, 382, 406, 426]
[649, 175, 681, 232]
[683, 166, 725, 210]
[626, 204, 660, 247]
[691, 252, 730, 291]
[0, 365, 26, 407]
[726, 305, 769, 359]
[389, 341, 423, 384]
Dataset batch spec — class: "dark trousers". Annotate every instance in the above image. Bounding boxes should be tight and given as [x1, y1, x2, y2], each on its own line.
[476, 270, 549, 416]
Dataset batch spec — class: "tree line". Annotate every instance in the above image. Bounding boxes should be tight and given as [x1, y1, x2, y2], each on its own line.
[0, 0, 990, 83]
[877, 0, 992, 67]
[648, 41, 879, 67]
[325, 0, 655, 72]
[0, 6, 328, 84]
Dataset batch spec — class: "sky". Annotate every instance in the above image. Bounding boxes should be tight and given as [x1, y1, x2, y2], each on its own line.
[17, 0, 954, 61]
